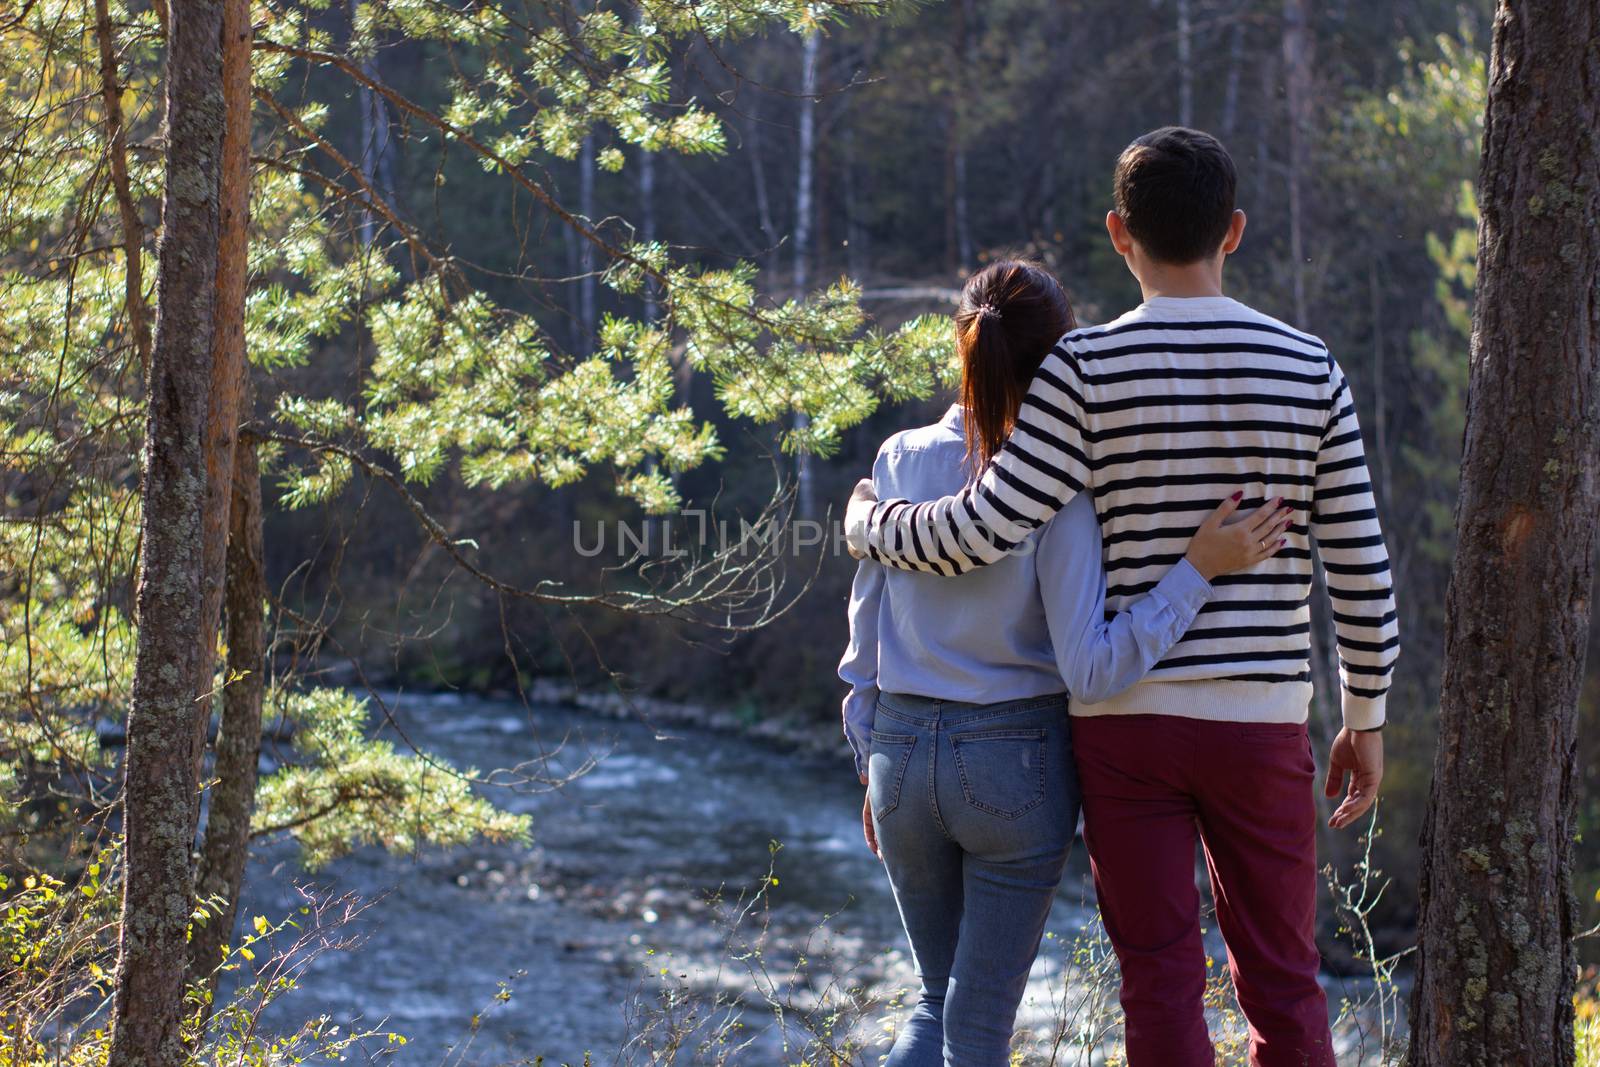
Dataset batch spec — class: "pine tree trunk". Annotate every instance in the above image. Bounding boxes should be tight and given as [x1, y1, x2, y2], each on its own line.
[189, 0, 252, 825]
[1408, 2, 1600, 1063]
[189, 431, 267, 993]
[106, 0, 227, 1061]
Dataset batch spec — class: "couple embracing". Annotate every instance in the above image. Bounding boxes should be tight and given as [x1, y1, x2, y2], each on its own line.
[838, 126, 1398, 1067]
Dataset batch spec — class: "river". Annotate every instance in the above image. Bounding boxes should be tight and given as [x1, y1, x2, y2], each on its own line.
[235, 690, 1387, 1065]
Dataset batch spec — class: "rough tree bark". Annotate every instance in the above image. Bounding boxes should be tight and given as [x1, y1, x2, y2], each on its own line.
[106, 0, 226, 1061]
[1408, 2, 1600, 1064]
[189, 430, 266, 992]
[188, 0, 252, 823]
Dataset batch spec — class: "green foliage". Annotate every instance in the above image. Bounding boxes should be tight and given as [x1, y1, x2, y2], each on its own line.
[1, 2, 947, 1059]
[1403, 181, 1478, 564]
[1580, 973, 1600, 1067]
[1332, 27, 1487, 576]
[247, 168, 393, 371]
[0, 840, 407, 1065]
[252, 688, 530, 869]
[0, 849, 119, 1061]
[1339, 27, 1487, 218]
[194, 0, 948, 521]
[12, 1, 1590, 1061]
[0, 0, 947, 863]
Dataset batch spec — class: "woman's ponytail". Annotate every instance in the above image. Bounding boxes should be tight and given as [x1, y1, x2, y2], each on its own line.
[959, 309, 1024, 473]
[955, 261, 1076, 474]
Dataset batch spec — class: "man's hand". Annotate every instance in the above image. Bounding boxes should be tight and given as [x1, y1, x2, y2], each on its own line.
[860, 778, 879, 857]
[844, 478, 877, 560]
[1325, 727, 1384, 830]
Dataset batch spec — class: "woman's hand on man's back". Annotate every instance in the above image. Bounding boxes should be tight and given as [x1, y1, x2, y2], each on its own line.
[1183, 493, 1295, 581]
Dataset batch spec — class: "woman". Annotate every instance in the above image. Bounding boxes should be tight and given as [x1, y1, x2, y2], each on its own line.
[838, 260, 1291, 1066]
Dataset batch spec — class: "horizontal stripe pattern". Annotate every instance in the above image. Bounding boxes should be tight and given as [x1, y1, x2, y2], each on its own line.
[861, 298, 1400, 727]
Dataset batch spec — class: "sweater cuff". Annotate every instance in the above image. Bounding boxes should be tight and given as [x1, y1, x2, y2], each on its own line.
[845, 499, 875, 557]
[1341, 689, 1387, 731]
[1153, 558, 1214, 623]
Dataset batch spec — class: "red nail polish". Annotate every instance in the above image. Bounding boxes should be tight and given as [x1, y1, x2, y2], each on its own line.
[1231, 490, 1243, 502]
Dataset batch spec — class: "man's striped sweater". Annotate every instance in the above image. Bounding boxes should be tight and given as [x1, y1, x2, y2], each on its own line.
[848, 295, 1399, 729]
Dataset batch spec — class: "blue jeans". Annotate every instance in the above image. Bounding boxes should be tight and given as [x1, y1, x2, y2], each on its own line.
[868, 692, 1080, 1067]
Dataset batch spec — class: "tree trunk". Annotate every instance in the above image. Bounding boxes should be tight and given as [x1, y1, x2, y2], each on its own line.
[1368, 256, 1391, 510]
[578, 134, 597, 355]
[189, 431, 267, 991]
[951, 0, 975, 267]
[1408, 2, 1600, 1064]
[792, 28, 820, 519]
[106, 0, 227, 1061]
[637, 123, 668, 546]
[1220, 19, 1244, 140]
[1281, 0, 1313, 326]
[93, 0, 152, 376]
[189, 0, 252, 824]
[744, 101, 779, 277]
[1176, 0, 1194, 128]
[351, 0, 393, 249]
[1253, 52, 1276, 210]
[842, 120, 866, 280]
[639, 144, 658, 324]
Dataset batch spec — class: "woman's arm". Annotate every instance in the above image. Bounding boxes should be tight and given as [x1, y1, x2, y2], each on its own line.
[839, 447, 896, 780]
[838, 558, 885, 781]
[1038, 494, 1291, 703]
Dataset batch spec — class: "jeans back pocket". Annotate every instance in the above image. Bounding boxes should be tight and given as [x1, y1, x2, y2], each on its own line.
[867, 731, 916, 820]
[951, 728, 1047, 819]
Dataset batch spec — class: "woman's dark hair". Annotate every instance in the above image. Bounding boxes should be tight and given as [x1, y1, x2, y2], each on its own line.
[956, 259, 1076, 474]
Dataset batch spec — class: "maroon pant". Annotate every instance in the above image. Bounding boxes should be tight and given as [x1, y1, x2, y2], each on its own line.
[1073, 714, 1334, 1067]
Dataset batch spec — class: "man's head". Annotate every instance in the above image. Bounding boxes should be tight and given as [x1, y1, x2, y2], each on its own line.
[1108, 127, 1245, 271]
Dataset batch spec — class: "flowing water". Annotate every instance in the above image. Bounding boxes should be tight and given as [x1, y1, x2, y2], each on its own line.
[236, 690, 1379, 1066]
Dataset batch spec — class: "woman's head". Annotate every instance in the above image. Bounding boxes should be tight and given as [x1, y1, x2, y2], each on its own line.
[955, 260, 1076, 472]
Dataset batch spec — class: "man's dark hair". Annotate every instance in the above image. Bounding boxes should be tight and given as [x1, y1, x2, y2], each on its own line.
[1113, 126, 1238, 264]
